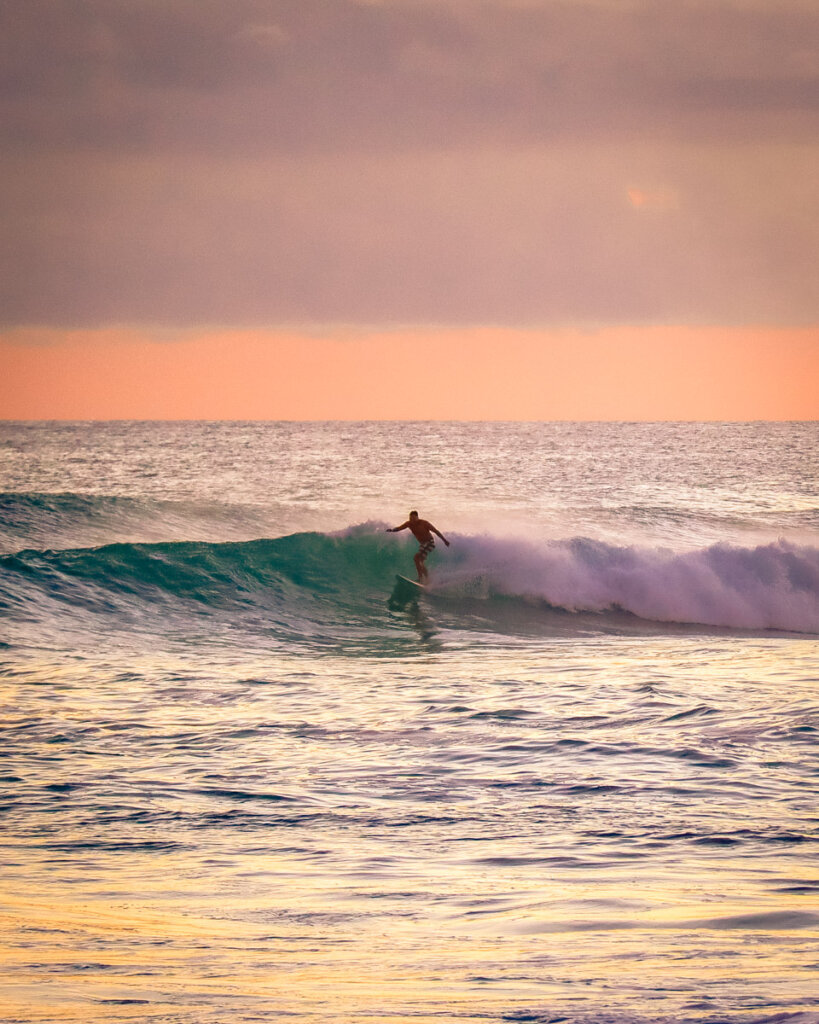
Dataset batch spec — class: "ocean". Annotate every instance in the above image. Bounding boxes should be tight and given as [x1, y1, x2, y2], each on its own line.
[1, 420, 818, 1024]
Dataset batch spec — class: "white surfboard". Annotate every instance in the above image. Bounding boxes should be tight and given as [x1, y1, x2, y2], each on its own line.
[396, 574, 425, 590]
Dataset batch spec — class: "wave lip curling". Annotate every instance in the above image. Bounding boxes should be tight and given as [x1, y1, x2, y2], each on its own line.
[438, 535, 819, 634]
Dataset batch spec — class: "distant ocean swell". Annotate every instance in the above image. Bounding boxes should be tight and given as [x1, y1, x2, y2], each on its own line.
[0, 491, 281, 554]
[2, 525, 818, 636]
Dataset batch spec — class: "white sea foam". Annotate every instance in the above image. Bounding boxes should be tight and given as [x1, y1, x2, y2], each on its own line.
[438, 535, 819, 633]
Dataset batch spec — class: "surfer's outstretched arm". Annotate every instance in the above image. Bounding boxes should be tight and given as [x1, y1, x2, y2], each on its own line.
[386, 521, 410, 533]
[430, 525, 450, 547]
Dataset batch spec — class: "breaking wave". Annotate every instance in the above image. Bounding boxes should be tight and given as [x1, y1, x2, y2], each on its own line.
[2, 525, 817, 638]
[437, 532, 819, 634]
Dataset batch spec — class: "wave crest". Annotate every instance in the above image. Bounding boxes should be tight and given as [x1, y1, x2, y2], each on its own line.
[1, 528, 817, 635]
[440, 534, 819, 633]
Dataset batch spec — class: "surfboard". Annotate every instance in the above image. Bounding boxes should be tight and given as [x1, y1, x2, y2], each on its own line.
[396, 574, 425, 590]
[388, 573, 426, 610]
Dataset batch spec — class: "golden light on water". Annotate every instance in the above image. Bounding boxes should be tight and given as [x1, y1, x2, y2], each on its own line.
[3, 639, 818, 1021]
[2, 841, 818, 1021]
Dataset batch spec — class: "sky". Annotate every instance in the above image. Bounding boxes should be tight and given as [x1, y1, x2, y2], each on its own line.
[1, 0, 818, 419]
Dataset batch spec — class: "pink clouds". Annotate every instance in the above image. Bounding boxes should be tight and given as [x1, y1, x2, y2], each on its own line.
[0, 1, 817, 331]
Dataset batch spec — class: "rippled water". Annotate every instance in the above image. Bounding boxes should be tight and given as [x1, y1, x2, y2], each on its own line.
[1, 421, 818, 1023]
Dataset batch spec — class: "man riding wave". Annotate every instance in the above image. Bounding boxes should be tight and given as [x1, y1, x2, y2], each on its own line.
[386, 511, 450, 583]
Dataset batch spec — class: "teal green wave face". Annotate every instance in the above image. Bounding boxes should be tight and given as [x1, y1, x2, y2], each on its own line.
[2, 531, 408, 605]
[3, 530, 817, 647]
[0, 532, 422, 653]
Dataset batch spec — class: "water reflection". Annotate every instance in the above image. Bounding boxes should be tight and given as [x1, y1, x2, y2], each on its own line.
[2, 639, 817, 1021]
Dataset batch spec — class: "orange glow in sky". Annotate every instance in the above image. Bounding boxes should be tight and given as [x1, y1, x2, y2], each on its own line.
[1, 325, 816, 420]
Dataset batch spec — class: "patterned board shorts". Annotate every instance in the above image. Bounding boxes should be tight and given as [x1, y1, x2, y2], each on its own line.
[418, 539, 435, 560]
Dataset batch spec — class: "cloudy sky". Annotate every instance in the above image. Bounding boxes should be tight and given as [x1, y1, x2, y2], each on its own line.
[1, 0, 817, 417]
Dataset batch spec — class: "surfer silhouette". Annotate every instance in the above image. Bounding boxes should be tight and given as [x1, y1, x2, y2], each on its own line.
[386, 511, 450, 583]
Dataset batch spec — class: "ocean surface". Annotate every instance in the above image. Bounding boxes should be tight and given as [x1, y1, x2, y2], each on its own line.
[1, 420, 818, 1024]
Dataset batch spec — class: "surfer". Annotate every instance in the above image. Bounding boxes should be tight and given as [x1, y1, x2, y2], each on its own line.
[386, 511, 450, 583]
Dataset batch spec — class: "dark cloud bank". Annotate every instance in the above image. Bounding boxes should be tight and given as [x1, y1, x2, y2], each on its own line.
[1, 0, 818, 327]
